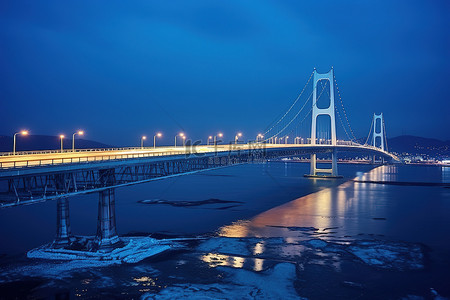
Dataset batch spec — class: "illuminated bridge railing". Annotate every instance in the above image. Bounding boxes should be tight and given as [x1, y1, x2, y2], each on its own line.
[0, 142, 397, 170]
[0, 147, 152, 157]
[0, 150, 182, 169]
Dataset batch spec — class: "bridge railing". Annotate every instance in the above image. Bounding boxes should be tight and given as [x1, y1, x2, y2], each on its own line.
[0, 147, 154, 157]
[0, 149, 189, 169]
[0, 146, 243, 169]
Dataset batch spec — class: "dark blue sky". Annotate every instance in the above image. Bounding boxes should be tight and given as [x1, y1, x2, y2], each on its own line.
[1, 0, 449, 146]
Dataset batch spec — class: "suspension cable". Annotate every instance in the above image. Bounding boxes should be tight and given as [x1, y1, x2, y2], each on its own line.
[383, 117, 389, 152]
[364, 115, 374, 145]
[263, 88, 314, 141]
[263, 70, 314, 136]
[333, 72, 357, 141]
[280, 80, 329, 140]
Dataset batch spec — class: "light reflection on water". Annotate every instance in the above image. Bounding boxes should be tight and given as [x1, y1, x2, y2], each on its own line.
[359, 165, 398, 181]
[201, 253, 247, 269]
[217, 165, 449, 248]
[443, 166, 450, 183]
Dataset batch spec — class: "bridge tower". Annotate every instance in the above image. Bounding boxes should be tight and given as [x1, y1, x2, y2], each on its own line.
[372, 113, 385, 151]
[309, 68, 339, 177]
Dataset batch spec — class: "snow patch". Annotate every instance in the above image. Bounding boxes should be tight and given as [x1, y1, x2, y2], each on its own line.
[348, 241, 424, 270]
[142, 263, 304, 300]
[27, 237, 178, 264]
[197, 237, 251, 256]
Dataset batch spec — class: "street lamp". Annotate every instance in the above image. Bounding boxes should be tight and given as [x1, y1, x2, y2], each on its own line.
[182, 135, 186, 147]
[285, 136, 289, 144]
[207, 136, 213, 145]
[175, 133, 184, 147]
[60, 135, 65, 153]
[13, 130, 28, 155]
[214, 133, 223, 146]
[235, 132, 242, 144]
[141, 136, 147, 149]
[256, 133, 263, 143]
[153, 133, 162, 149]
[72, 130, 84, 152]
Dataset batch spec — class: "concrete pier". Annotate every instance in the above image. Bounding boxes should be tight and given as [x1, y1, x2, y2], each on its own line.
[95, 187, 121, 250]
[53, 197, 72, 247]
[331, 148, 338, 177]
[307, 150, 340, 178]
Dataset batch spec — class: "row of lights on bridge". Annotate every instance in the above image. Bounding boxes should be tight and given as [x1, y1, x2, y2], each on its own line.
[12, 130, 85, 155]
[11, 130, 325, 155]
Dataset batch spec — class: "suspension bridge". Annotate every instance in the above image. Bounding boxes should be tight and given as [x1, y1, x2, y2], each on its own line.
[0, 68, 397, 250]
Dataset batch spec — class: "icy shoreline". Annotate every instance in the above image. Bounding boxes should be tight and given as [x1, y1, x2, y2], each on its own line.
[27, 236, 184, 264]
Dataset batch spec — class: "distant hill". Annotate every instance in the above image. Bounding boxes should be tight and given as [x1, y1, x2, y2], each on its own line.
[0, 135, 113, 153]
[387, 135, 450, 158]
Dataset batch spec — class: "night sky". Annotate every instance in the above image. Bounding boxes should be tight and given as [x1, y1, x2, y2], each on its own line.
[1, 1, 449, 146]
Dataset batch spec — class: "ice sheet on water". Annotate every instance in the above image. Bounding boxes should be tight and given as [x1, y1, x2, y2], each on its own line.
[142, 263, 305, 300]
[0, 237, 179, 283]
[197, 236, 424, 271]
[348, 240, 424, 270]
[197, 237, 252, 256]
[306, 239, 328, 248]
[27, 237, 177, 264]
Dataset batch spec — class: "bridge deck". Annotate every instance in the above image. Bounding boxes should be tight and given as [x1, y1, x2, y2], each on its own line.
[0, 143, 397, 173]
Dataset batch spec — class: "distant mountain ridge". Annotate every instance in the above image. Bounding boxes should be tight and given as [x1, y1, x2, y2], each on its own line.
[0, 135, 113, 153]
[387, 135, 450, 158]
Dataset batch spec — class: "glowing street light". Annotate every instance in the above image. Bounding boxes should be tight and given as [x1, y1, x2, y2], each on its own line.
[235, 132, 242, 144]
[175, 133, 184, 147]
[153, 133, 162, 149]
[59, 135, 65, 153]
[141, 135, 147, 149]
[182, 135, 186, 146]
[214, 133, 223, 146]
[256, 133, 263, 142]
[72, 130, 84, 152]
[13, 130, 28, 155]
[207, 136, 213, 146]
[285, 136, 289, 144]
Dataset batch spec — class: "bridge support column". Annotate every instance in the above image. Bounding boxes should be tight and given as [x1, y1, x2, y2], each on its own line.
[310, 153, 317, 175]
[305, 68, 341, 178]
[95, 188, 121, 251]
[53, 197, 72, 248]
[332, 148, 338, 177]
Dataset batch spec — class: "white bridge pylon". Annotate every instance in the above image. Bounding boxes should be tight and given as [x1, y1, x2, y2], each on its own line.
[309, 68, 339, 177]
[372, 113, 385, 151]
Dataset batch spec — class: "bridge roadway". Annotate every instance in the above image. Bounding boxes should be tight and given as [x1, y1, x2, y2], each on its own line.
[0, 142, 398, 249]
[0, 142, 397, 208]
[0, 143, 396, 171]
